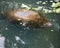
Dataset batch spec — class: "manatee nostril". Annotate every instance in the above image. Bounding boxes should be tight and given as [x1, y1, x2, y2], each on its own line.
[43, 22, 52, 27]
[47, 22, 52, 26]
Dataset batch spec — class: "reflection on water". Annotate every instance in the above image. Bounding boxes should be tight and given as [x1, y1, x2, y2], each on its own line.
[15, 36, 26, 45]
[0, 0, 60, 48]
[0, 34, 5, 48]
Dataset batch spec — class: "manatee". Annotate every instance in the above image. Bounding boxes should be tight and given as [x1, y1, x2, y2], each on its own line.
[4, 9, 52, 27]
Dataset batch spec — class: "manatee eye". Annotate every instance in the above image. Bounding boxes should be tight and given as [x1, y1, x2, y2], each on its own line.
[20, 22, 23, 25]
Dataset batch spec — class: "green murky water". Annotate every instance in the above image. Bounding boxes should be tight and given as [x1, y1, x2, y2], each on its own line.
[0, 0, 60, 48]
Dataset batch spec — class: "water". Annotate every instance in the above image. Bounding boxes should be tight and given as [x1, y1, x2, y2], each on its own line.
[0, 0, 60, 48]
